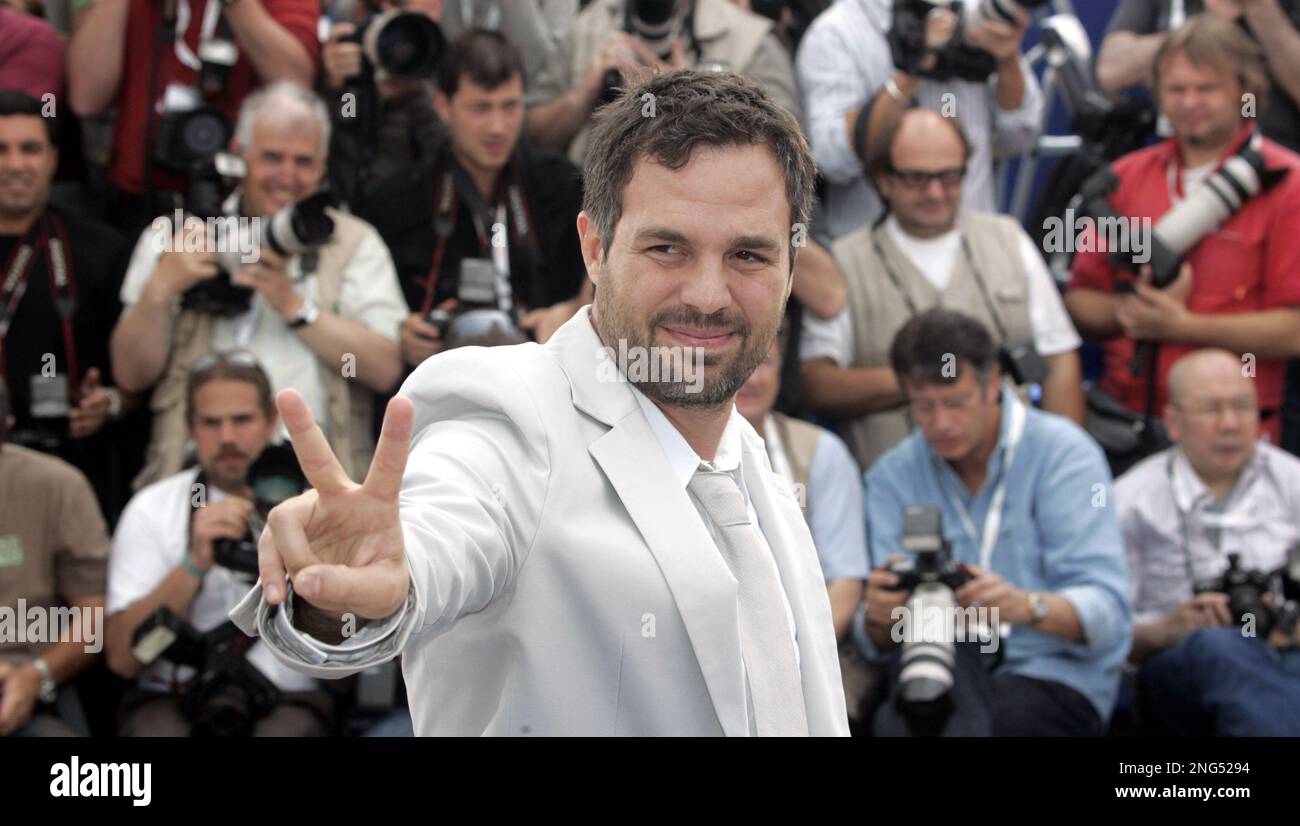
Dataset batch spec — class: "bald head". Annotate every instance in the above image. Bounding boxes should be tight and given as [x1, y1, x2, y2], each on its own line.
[1167, 349, 1252, 406]
[870, 109, 971, 239]
[1166, 349, 1259, 485]
[868, 108, 972, 180]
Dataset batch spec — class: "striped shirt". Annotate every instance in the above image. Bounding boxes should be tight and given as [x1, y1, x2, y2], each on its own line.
[795, 0, 1043, 239]
[1115, 442, 1300, 627]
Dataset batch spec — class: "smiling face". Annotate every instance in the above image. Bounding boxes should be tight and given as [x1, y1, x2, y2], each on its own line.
[1157, 50, 1246, 156]
[237, 119, 325, 219]
[581, 144, 793, 409]
[0, 114, 56, 224]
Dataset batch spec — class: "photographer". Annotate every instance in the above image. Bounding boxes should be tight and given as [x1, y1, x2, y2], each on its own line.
[65, 0, 319, 237]
[1116, 349, 1300, 735]
[110, 82, 407, 489]
[361, 29, 588, 364]
[1098, 0, 1300, 153]
[524, 0, 803, 165]
[1067, 17, 1300, 460]
[800, 108, 1083, 471]
[321, 0, 557, 214]
[796, 0, 1043, 239]
[0, 377, 111, 737]
[862, 309, 1130, 736]
[105, 354, 330, 736]
[0, 91, 137, 524]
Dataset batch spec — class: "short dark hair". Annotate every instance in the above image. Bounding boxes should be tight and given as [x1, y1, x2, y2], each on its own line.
[436, 29, 525, 99]
[186, 354, 275, 425]
[866, 107, 972, 184]
[0, 89, 57, 144]
[889, 308, 998, 387]
[582, 68, 816, 271]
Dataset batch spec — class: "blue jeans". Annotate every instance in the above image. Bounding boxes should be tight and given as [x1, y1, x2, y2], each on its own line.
[1139, 627, 1300, 736]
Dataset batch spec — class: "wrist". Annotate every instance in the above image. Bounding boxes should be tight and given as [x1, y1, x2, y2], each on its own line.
[277, 292, 306, 323]
[182, 551, 210, 579]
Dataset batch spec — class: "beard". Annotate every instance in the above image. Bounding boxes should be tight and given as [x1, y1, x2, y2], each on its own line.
[592, 263, 784, 409]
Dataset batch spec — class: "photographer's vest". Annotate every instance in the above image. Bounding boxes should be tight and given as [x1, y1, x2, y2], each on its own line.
[837, 210, 1033, 470]
[134, 208, 376, 490]
[565, 0, 775, 165]
[768, 411, 822, 526]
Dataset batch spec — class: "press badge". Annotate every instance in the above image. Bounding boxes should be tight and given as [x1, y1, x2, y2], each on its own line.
[0, 535, 22, 568]
[29, 374, 71, 419]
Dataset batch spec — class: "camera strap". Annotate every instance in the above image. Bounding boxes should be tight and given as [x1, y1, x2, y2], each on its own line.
[419, 156, 540, 316]
[172, 0, 225, 73]
[947, 391, 1027, 570]
[960, 235, 1011, 343]
[0, 211, 82, 403]
[871, 226, 921, 317]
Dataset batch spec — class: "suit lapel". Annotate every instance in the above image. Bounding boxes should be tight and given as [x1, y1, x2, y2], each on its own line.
[548, 308, 749, 735]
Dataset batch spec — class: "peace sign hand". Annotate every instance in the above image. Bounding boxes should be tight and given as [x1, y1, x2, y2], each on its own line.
[258, 389, 415, 620]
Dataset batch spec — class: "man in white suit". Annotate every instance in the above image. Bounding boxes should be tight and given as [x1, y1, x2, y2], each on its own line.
[230, 68, 850, 736]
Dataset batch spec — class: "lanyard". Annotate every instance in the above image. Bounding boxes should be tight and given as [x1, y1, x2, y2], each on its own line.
[947, 391, 1027, 570]
[418, 158, 538, 316]
[0, 213, 80, 401]
[173, 0, 224, 72]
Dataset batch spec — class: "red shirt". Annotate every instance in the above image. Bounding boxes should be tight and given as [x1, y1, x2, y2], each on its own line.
[1069, 127, 1300, 438]
[0, 9, 65, 100]
[107, 0, 319, 195]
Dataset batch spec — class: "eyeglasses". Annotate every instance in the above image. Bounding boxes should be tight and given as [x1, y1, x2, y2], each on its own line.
[908, 391, 979, 418]
[889, 166, 966, 190]
[189, 350, 261, 374]
[1174, 398, 1259, 420]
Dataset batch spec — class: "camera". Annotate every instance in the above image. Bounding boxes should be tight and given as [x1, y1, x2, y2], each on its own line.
[999, 337, 1047, 387]
[210, 443, 309, 578]
[180, 189, 338, 317]
[1080, 136, 1287, 291]
[888, 0, 1047, 82]
[425, 258, 529, 349]
[342, 10, 446, 83]
[1194, 552, 1276, 639]
[131, 607, 280, 737]
[883, 506, 973, 723]
[600, 0, 686, 104]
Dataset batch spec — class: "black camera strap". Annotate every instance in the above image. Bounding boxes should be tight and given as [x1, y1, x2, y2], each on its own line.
[0, 211, 82, 403]
[418, 154, 541, 316]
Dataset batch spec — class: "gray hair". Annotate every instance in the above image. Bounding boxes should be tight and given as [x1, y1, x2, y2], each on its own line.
[233, 81, 331, 158]
[582, 68, 815, 272]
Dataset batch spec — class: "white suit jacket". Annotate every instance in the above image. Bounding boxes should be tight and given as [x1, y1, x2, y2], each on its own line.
[232, 307, 849, 736]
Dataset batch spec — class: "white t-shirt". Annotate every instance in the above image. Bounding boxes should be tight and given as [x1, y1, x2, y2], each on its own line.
[107, 467, 317, 693]
[119, 206, 407, 442]
[801, 215, 1082, 367]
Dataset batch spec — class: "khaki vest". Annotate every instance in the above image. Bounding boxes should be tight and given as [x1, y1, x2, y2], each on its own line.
[134, 208, 377, 489]
[836, 210, 1033, 471]
[565, 0, 775, 165]
[769, 411, 822, 526]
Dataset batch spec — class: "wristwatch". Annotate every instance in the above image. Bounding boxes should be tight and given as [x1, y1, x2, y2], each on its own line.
[288, 297, 320, 329]
[1027, 592, 1049, 626]
[32, 658, 57, 705]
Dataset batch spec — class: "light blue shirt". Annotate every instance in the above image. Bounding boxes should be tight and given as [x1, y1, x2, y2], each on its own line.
[863, 388, 1132, 721]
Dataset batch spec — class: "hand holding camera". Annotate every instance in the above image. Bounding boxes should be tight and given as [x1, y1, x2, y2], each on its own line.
[190, 496, 256, 574]
[230, 248, 299, 321]
[954, 564, 1031, 624]
[864, 557, 910, 639]
[963, 6, 1028, 64]
[1115, 263, 1194, 343]
[150, 244, 221, 304]
[322, 22, 364, 91]
[585, 30, 644, 103]
[400, 299, 455, 368]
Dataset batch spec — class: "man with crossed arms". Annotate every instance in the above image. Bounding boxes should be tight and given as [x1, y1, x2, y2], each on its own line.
[230, 69, 849, 736]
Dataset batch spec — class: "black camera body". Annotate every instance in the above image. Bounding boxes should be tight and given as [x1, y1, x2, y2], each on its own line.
[883, 506, 972, 594]
[888, 0, 1049, 82]
[600, 0, 687, 104]
[209, 443, 308, 579]
[1000, 337, 1048, 387]
[425, 257, 528, 348]
[130, 607, 280, 737]
[1195, 552, 1281, 640]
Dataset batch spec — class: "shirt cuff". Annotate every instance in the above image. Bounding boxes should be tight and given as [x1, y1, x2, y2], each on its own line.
[229, 579, 418, 675]
[1058, 585, 1127, 657]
